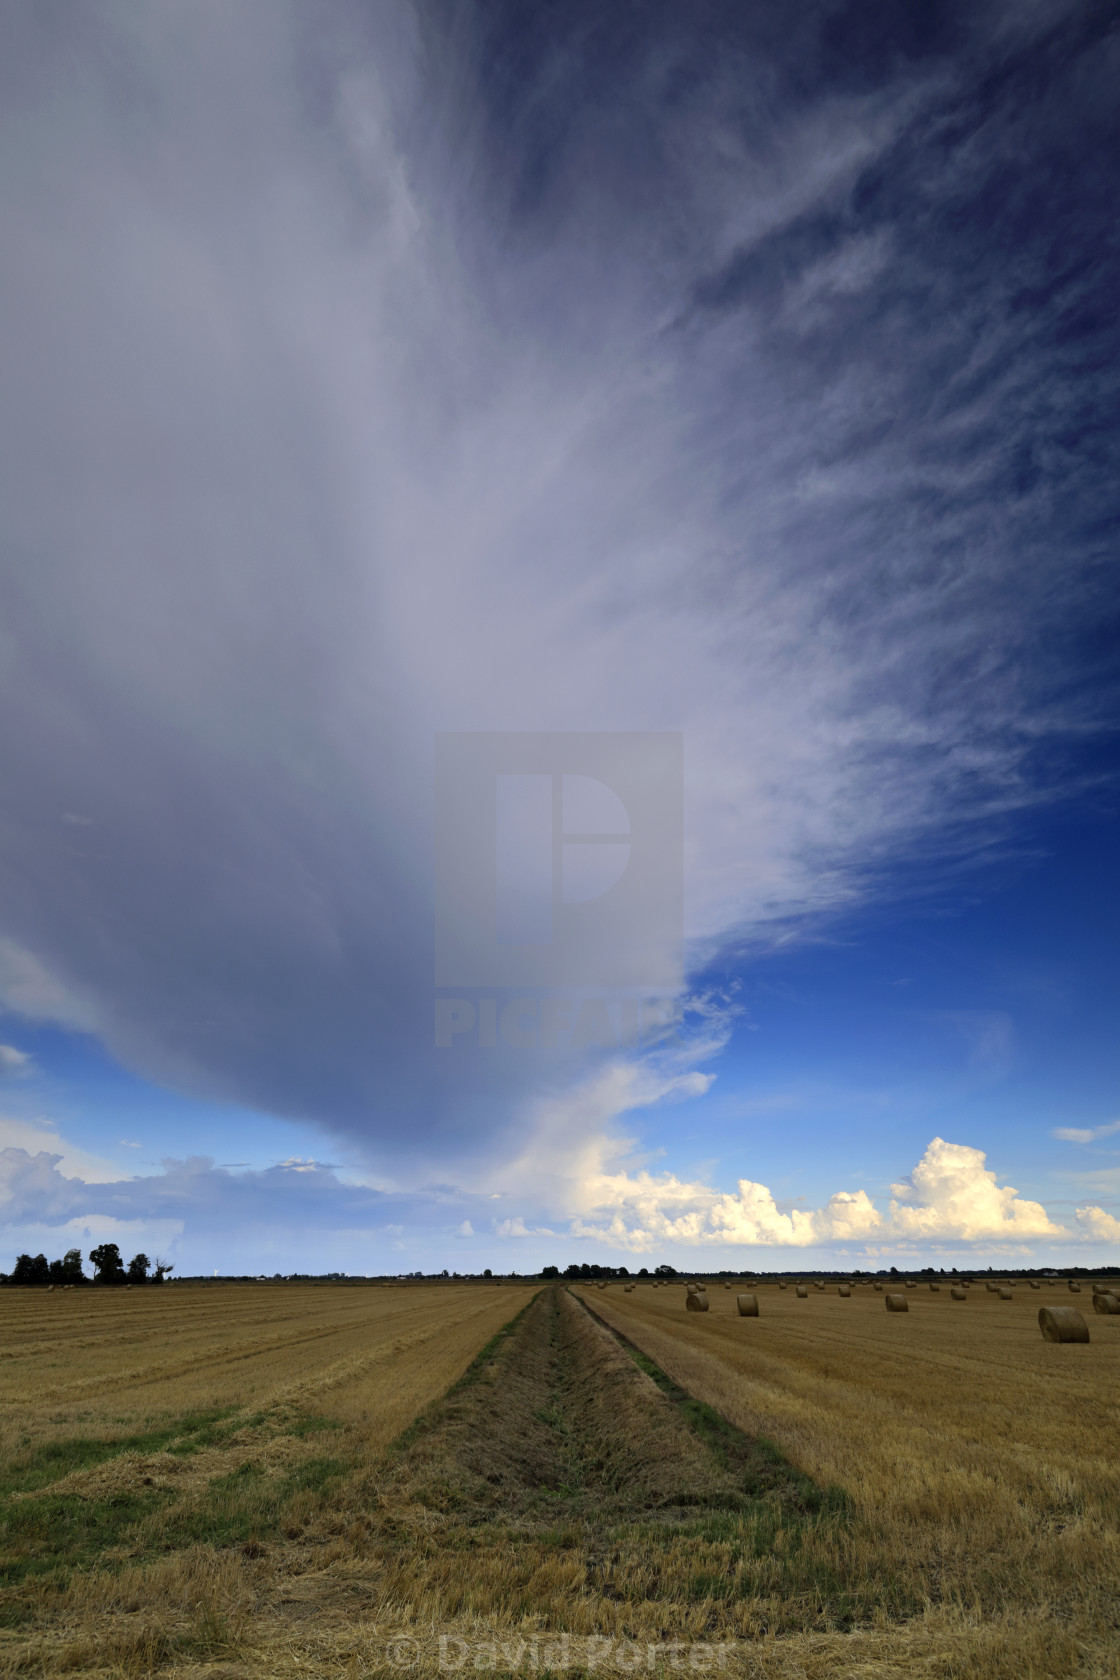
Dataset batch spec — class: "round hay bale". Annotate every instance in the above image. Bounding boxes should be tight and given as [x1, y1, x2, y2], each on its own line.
[885, 1293, 908, 1312]
[814, 1280, 825, 1290]
[950, 1287, 967, 1300]
[1029, 1280, 1041, 1289]
[873, 1280, 883, 1290]
[795, 1284, 809, 1298]
[1039, 1306, 1088, 1343]
[778, 1281, 788, 1289]
[598, 1282, 606, 1290]
[837, 1285, 851, 1297]
[904, 1280, 916, 1289]
[724, 1282, 732, 1289]
[1091, 1283, 1113, 1295]
[929, 1282, 940, 1291]
[685, 1291, 709, 1313]
[1091, 1292, 1119, 1315]
[1068, 1281, 1081, 1293]
[736, 1293, 759, 1317]
[686, 1282, 700, 1295]
[998, 1287, 1013, 1300]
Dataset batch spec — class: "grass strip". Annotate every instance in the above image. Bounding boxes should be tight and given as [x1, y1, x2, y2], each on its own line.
[571, 1289, 849, 1516]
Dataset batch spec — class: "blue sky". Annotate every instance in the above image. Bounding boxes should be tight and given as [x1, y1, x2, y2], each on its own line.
[1, 0, 1118, 1275]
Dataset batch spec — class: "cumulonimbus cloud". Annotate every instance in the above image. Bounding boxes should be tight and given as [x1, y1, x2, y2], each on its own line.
[0, 1, 1116, 1175]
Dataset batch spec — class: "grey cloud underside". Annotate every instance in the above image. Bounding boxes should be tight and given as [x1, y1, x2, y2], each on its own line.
[0, 1147, 403, 1236]
[0, 0, 1116, 1152]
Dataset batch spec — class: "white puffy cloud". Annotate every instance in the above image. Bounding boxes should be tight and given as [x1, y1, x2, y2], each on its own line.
[1074, 1205, 1120, 1242]
[0, 1044, 32, 1075]
[494, 1216, 556, 1239]
[566, 1173, 885, 1252]
[887, 1138, 1062, 1241]
[492, 1085, 1066, 1250]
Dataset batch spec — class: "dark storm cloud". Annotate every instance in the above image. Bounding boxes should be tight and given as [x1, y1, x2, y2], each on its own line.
[0, 0, 1116, 1169]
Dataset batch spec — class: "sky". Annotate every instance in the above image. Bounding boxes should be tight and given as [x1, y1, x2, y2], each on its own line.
[1, 0, 1118, 1276]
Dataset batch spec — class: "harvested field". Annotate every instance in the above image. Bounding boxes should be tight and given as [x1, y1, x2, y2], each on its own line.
[0, 1282, 533, 1461]
[0, 1282, 534, 1673]
[575, 1279, 1120, 1677]
[2, 1280, 1118, 1678]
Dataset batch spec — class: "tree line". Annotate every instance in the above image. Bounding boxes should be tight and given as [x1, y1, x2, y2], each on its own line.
[539, 1263, 678, 1280]
[0, 1244, 173, 1286]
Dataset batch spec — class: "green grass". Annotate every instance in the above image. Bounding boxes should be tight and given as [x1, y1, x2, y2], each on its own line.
[0, 1403, 352, 1607]
[0, 1488, 172, 1595]
[151, 1454, 349, 1555]
[0, 1408, 240, 1497]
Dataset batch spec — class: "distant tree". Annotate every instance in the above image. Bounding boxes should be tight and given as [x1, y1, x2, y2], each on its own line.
[127, 1253, 151, 1284]
[60, 1248, 85, 1283]
[483, 1267, 492, 1278]
[654, 1263, 676, 1278]
[638, 1267, 649, 1277]
[563, 1263, 581, 1279]
[541, 1265, 560, 1279]
[440, 1269, 449, 1278]
[48, 1258, 66, 1284]
[617, 1265, 629, 1276]
[153, 1258, 174, 1284]
[890, 1265, 898, 1276]
[89, 1242, 125, 1284]
[11, 1253, 50, 1285]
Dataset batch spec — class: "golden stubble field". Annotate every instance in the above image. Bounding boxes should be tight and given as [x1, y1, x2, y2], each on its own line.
[575, 1278, 1120, 1677]
[0, 1282, 537, 1677]
[0, 1281, 532, 1462]
[0, 1276, 1117, 1680]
